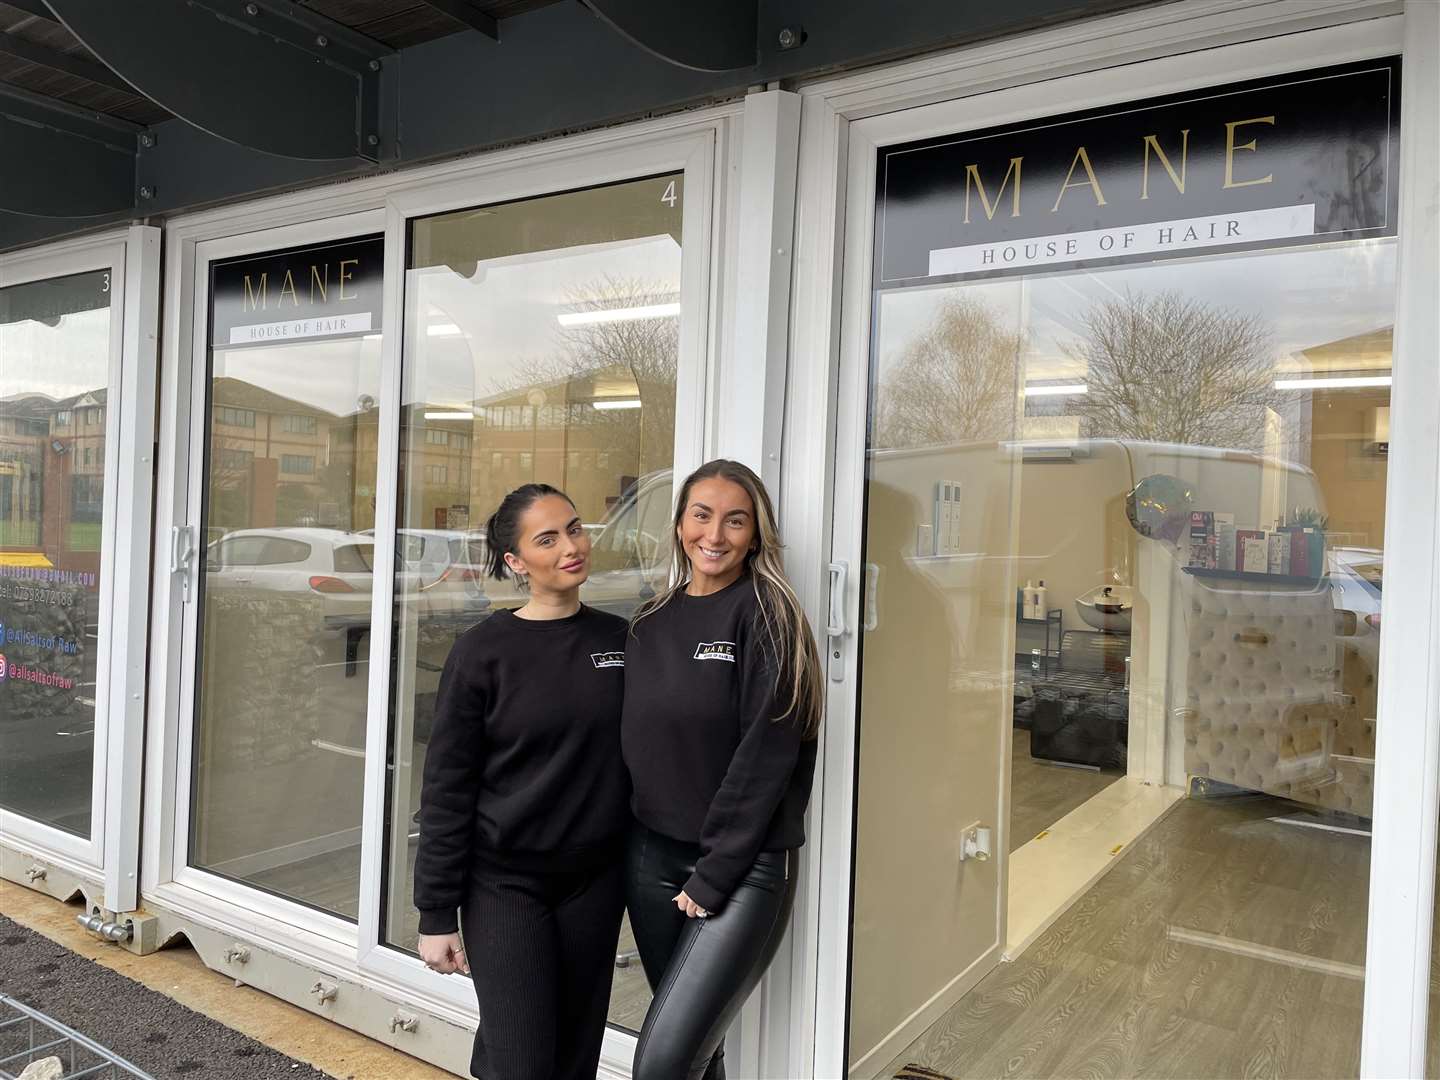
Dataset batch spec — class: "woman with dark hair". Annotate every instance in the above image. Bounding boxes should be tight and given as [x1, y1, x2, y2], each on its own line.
[414, 483, 629, 1080]
[623, 459, 824, 1080]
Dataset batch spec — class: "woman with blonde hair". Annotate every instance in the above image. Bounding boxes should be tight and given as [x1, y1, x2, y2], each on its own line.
[622, 458, 824, 1080]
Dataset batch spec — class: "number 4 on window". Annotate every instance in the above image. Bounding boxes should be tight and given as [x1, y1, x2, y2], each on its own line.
[661, 181, 678, 208]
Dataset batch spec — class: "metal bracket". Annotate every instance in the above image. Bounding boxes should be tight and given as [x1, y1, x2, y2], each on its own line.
[389, 1011, 419, 1034]
[960, 822, 993, 862]
[310, 980, 339, 1005]
[44, 0, 393, 161]
[75, 909, 133, 943]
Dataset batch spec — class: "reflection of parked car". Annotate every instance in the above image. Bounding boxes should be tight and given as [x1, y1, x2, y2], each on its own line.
[1329, 546, 1382, 623]
[581, 469, 674, 619]
[393, 528, 490, 617]
[205, 527, 416, 627]
[463, 470, 676, 618]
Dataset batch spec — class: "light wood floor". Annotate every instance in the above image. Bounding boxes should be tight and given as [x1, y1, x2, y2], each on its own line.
[877, 793, 1372, 1079]
[1009, 728, 1122, 851]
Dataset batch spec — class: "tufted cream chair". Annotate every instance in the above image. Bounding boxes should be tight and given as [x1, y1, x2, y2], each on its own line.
[1181, 573, 1376, 818]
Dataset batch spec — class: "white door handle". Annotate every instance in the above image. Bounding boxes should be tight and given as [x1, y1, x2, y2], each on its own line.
[170, 524, 194, 575]
[826, 562, 847, 638]
[171, 525, 196, 602]
[863, 562, 880, 632]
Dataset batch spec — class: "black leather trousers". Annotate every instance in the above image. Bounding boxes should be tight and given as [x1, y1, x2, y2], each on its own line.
[625, 823, 797, 1080]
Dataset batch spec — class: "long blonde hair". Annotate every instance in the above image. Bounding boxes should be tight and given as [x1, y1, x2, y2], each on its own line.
[633, 459, 824, 739]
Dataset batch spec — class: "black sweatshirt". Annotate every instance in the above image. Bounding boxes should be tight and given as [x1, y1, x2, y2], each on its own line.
[621, 575, 817, 914]
[414, 605, 629, 935]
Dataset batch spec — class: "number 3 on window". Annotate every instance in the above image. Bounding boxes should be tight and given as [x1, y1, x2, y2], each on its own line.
[101, 271, 111, 293]
[660, 181, 678, 208]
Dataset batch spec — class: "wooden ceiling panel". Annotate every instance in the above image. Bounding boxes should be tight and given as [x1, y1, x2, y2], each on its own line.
[316, 2, 466, 48]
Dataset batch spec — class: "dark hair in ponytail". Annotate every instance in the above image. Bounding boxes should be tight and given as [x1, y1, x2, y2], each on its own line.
[483, 484, 573, 583]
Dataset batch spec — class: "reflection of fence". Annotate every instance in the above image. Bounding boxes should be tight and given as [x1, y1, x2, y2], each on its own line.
[67, 523, 101, 551]
[0, 521, 40, 548]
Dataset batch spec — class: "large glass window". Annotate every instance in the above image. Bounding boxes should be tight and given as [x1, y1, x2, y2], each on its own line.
[0, 270, 113, 837]
[853, 242, 1396, 1080]
[382, 174, 684, 1032]
[848, 61, 1398, 1079]
[188, 236, 384, 920]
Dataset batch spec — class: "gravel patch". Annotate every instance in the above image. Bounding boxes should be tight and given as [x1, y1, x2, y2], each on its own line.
[0, 914, 329, 1079]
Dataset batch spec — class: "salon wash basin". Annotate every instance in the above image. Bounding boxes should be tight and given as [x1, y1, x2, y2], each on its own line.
[1075, 584, 1134, 632]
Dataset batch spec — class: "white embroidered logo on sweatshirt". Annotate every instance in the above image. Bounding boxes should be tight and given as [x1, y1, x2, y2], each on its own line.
[590, 651, 626, 669]
[693, 641, 737, 662]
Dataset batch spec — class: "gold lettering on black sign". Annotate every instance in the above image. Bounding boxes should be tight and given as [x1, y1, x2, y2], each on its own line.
[239, 256, 365, 313]
[964, 157, 1023, 223]
[1141, 129, 1189, 199]
[1051, 146, 1107, 213]
[338, 258, 358, 301]
[310, 264, 328, 303]
[242, 272, 268, 312]
[1224, 115, 1276, 189]
[956, 117, 1280, 227]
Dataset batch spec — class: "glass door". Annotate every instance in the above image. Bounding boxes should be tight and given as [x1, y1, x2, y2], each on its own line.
[380, 172, 687, 1035]
[831, 58, 1403, 1079]
[178, 232, 385, 925]
[0, 265, 118, 849]
[0, 229, 158, 912]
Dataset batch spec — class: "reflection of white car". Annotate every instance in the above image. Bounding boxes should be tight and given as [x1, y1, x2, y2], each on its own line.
[463, 471, 675, 619]
[393, 528, 490, 617]
[1329, 546, 1382, 617]
[1329, 546, 1383, 686]
[581, 469, 674, 619]
[205, 527, 416, 627]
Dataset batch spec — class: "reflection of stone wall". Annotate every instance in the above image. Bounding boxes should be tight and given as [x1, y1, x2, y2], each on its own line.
[197, 589, 326, 765]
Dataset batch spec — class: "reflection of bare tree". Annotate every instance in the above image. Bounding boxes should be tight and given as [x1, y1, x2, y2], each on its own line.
[559, 277, 677, 474]
[492, 276, 679, 479]
[873, 296, 1021, 450]
[1063, 290, 1277, 451]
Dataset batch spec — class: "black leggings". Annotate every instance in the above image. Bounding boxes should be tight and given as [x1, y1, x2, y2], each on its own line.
[459, 857, 625, 1080]
[625, 824, 797, 1080]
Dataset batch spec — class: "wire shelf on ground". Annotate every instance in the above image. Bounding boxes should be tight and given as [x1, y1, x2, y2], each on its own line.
[0, 995, 155, 1080]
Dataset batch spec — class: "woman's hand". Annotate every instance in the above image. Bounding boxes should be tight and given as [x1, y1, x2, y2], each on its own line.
[418, 932, 470, 975]
[673, 890, 710, 919]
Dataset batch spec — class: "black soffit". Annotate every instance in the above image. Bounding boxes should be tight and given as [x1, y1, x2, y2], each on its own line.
[0, 0, 1163, 235]
[0, 0, 760, 221]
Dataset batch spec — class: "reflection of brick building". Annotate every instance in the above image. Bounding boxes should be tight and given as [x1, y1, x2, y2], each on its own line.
[208, 378, 377, 535]
[0, 388, 107, 576]
[402, 365, 675, 530]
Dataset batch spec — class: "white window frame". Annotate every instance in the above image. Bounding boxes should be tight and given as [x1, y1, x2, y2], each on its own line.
[780, 2, 1435, 1078]
[143, 105, 738, 1074]
[0, 227, 158, 911]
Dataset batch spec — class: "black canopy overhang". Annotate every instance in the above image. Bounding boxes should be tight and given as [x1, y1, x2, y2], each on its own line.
[0, 0, 1153, 245]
